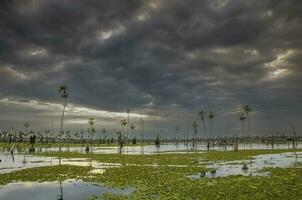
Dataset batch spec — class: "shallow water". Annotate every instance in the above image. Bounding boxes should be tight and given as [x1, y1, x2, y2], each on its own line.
[0, 153, 120, 174]
[0, 180, 133, 200]
[1, 142, 300, 155]
[190, 151, 302, 179]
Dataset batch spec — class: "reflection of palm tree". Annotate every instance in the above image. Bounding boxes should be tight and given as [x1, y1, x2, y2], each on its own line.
[57, 181, 64, 200]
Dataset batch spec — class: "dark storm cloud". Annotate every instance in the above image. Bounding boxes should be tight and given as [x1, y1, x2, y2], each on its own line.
[1, 0, 302, 135]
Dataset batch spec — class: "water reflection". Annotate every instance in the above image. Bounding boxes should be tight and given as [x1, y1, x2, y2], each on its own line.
[57, 181, 63, 200]
[0, 143, 301, 175]
[191, 152, 302, 179]
[0, 151, 120, 174]
[0, 142, 300, 155]
[0, 180, 134, 200]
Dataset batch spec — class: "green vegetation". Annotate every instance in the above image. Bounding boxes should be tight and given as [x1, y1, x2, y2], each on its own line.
[37, 149, 301, 165]
[0, 149, 301, 200]
[0, 165, 91, 185]
[96, 166, 302, 200]
[0, 162, 301, 200]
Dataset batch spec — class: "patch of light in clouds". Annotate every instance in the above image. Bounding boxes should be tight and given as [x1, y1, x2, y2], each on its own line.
[0, 98, 148, 119]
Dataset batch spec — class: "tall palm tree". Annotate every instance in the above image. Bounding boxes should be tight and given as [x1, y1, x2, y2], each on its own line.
[121, 119, 127, 141]
[208, 111, 214, 140]
[87, 118, 95, 153]
[130, 123, 135, 139]
[175, 127, 180, 146]
[102, 128, 106, 143]
[239, 113, 246, 135]
[243, 105, 252, 148]
[192, 121, 198, 149]
[238, 112, 246, 151]
[88, 118, 95, 142]
[243, 105, 252, 175]
[58, 85, 68, 165]
[208, 111, 214, 133]
[59, 85, 69, 132]
[198, 110, 208, 139]
[126, 109, 130, 139]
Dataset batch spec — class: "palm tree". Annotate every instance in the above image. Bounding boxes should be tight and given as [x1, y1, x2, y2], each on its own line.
[208, 111, 214, 136]
[175, 127, 180, 146]
[59, 85, 69, 132]
[130, 123, 135, 140]
[121, 119, 127, 136]
[239, 113, 246, 134]
[243, 105, 252, 175]
[208, 111, 214, 148]
[192, 121, 198, 149]
[88, 118, 95, 142]
[243, 105, 252, 148]
[126, 109, 130, 146]
[58, 85, 68, 165]
[198, 110, 208, 139]
[102, 128, 106, 144]
[121, 119, 127, 145]
[238, 113, 246, 151]
[155, 134, 160, 155]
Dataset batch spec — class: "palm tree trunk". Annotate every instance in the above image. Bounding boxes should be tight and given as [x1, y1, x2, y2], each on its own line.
[246, 113, 252, 175]
[59, 97, 66, 166]
[60, 98, 67, 131]
[90, 125, 93, 153]
[203, 119, 209, 150]
[246, 113, 251, 150]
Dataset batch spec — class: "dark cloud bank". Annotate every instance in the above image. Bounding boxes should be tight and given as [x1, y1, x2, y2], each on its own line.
[0, 0, 302, 137]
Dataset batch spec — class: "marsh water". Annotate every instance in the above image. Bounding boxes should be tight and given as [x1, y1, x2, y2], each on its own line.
[1, 142, 299, 155]
[0, 180, 133, 200]
[188, 151, 301, 179]
[0, 142, 300, 174]
[0, 143, 301, 200]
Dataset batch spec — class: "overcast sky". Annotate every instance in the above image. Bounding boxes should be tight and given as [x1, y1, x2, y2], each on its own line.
[0, 0, 301, 138]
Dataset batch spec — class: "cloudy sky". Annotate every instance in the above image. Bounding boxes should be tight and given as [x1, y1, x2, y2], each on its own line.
[0, 0, 301, 138]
